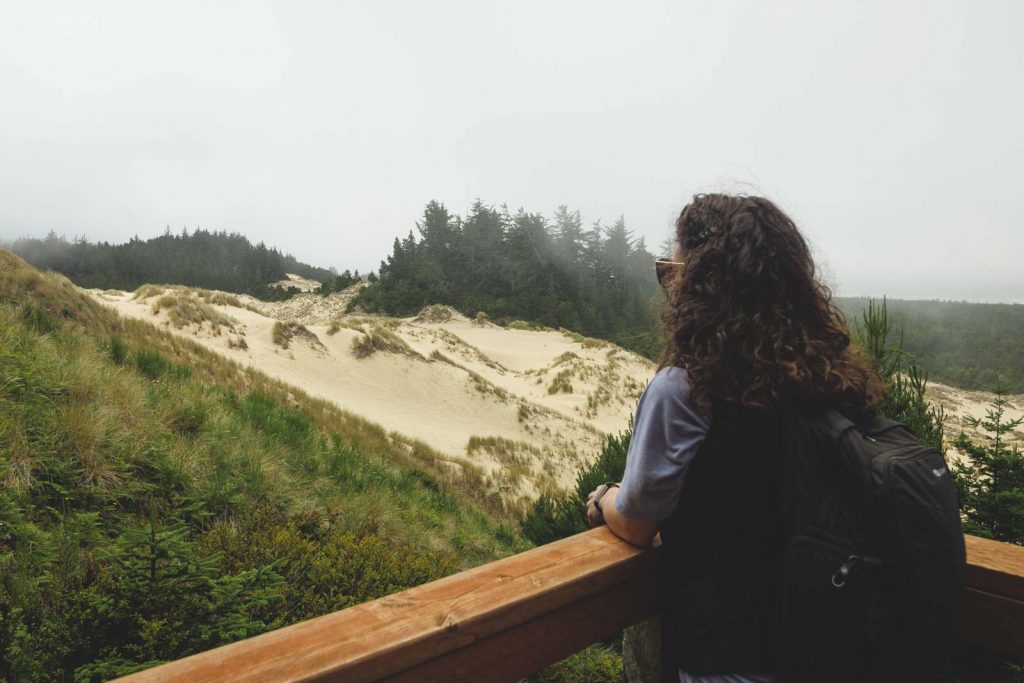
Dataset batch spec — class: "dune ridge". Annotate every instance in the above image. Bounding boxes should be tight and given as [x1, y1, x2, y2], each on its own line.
[86, 281, 1019, 505]
[87, 282, 655, 505]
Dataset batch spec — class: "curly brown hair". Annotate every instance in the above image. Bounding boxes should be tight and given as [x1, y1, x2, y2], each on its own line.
[660, 193, 883, 415]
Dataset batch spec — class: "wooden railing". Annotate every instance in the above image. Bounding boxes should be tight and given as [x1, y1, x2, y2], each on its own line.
[117, 530, 1024, 683]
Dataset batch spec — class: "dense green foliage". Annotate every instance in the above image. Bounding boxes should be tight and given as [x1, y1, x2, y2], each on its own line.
[4, 229, 335, 298]
[953, 392, 1024, 545]
[839, 297, 1024, 392]
[314, 270, 362, 296]
[0, 250, 524, 681]
[352, 201, 664, 358]
[853, 299, 946, 451]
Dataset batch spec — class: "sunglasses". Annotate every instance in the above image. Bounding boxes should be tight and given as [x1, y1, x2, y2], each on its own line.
[655, 258, 685, 287]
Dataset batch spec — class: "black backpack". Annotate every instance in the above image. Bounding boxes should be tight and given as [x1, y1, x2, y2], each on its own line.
[778, 408, 967, 682]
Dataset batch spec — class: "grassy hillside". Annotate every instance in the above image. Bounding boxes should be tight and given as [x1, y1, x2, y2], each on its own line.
[0, 250, 526, 681]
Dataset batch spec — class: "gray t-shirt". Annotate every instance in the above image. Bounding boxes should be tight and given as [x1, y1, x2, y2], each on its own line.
[614, 367, 778, 683]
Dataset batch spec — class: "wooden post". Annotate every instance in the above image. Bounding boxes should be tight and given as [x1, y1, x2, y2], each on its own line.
[622, 617, 662, 683]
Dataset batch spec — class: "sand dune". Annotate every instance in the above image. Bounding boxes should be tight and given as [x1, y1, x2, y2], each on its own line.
[87, 282, 1014, 503]
[87, 285, 655, 504]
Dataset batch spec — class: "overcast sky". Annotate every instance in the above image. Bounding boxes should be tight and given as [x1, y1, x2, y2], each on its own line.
[2, 1, 1022, 301]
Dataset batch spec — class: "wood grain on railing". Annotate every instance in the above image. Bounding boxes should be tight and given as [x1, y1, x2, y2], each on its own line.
[116, 530, 1024, 683]
[117, 527, 658, 683]
[961, 534, 1024, 657]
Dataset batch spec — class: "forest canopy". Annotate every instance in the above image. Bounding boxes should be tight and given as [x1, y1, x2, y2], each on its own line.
[352, 200, 665, 359]
[3, 229, 335, 297]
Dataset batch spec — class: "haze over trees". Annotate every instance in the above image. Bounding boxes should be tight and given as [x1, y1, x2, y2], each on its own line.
[3, 229, 335, 297]
[352, 201, 664, 359]
[836, 298, 1024, 393]
[6, 212, 1024, 393]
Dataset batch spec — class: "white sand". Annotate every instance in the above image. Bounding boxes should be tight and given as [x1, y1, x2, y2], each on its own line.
[87, 288, 656, 502]
[269, 273, 322, 292]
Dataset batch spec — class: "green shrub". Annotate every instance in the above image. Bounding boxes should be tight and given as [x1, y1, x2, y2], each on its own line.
[529, 644, 623, 682]
[952, 388, 1024, 544]
[520, 427, 630, 545]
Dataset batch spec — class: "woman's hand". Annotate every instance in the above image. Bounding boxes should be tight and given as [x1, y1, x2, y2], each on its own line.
[586, 486, 606, 527]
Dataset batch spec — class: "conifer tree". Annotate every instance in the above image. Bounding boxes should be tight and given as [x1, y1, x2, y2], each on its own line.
[952, 388, 1024, 544]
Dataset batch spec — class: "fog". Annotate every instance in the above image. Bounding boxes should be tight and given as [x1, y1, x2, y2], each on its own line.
[1, 1, 1022, 301]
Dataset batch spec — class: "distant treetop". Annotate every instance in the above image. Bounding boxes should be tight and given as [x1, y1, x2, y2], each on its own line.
[3, 229, 337, 298]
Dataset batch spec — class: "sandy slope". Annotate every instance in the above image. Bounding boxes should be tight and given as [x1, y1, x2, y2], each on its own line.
[86, 285, 655, 503]
[86, 282, 1015, 502]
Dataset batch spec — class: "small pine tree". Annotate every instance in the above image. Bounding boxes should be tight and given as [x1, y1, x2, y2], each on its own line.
[952, 387, 1024, 545]
[855, 298, 945, 451]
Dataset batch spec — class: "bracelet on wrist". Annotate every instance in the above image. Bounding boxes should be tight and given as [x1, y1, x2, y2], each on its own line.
[593, 482, 619, 514]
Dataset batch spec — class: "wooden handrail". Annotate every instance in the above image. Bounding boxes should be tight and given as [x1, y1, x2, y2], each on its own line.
[117, 531, 1024, 683]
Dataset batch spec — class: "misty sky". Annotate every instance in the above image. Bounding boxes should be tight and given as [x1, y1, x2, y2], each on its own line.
[2, 1, 1022, 301]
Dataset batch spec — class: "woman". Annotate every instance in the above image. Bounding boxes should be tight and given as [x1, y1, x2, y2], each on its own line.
[586, 193, 883, 683]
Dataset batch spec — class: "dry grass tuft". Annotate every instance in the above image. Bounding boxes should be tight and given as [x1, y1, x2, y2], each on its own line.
[414, 304, 459, 324]
[351, 325, 420, 359]
[151, 293, 238, 332]
[272, 321, 324, 351]
[132, 283, 165, 300]
[547, 369, 574, 394]
[559, 328, 606, 349]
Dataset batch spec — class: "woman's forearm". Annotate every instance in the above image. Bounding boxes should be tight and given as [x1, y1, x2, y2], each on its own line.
[599, 487, 659, 548]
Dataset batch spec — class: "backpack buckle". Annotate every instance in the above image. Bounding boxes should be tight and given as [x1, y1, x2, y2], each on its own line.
[831, 555, 860, 588]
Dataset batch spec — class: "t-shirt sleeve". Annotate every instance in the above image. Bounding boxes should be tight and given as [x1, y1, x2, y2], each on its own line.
[614, 367, 710, 522]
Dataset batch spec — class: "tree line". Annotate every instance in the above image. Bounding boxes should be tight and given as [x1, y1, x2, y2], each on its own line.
[3, 228, 335, 298]
[837, 297, 1024, 392]
[352, 200, 665, 358]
